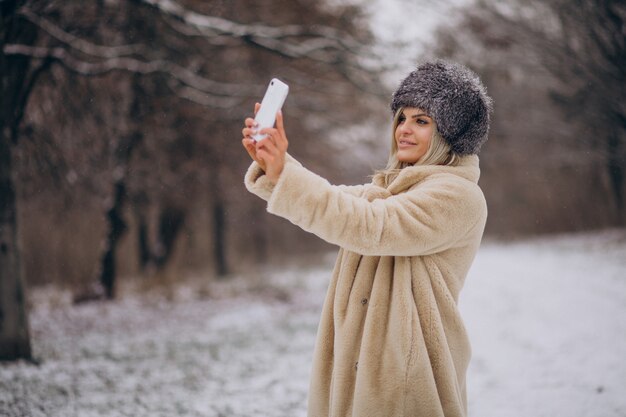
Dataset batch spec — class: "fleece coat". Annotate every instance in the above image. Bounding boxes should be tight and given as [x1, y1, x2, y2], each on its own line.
[244, 154, 487, 417]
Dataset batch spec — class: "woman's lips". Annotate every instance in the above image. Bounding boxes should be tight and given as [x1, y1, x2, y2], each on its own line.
[398, 140, 416, 147]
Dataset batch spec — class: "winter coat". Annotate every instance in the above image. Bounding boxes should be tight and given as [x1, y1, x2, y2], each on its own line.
[244, 153, 487, 417]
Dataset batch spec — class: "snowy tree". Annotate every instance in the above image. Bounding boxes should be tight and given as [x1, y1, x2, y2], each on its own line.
[1, 0, 382, 358]
[434, 0, 626, 234]
[0, 0, 34, 361]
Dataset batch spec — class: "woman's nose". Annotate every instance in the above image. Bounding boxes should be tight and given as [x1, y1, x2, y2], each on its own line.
[398, 124, 411, 135]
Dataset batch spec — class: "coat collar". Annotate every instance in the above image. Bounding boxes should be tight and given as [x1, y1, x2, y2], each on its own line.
[380, 155, 481, 195]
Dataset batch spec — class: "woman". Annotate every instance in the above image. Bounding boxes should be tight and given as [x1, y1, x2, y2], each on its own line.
[241, 60, 492, 417]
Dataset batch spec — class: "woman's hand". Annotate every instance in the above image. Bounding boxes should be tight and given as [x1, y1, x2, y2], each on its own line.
[255, 110, 288, 184]
[241, 103, 289, 184]
[242, 103, 266, 171]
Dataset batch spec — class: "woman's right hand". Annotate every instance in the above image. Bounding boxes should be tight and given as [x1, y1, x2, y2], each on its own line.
[241, 103, 266, 172]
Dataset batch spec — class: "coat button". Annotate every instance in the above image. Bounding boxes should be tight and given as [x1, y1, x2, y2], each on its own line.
[355, 361, 359, 370]
[361, 298, 368, 305]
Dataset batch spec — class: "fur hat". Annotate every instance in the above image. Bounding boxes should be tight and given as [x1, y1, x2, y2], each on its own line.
[390, 60, 493, 155]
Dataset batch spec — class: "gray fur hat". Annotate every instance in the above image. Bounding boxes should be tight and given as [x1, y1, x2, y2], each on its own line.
[390, 60, 493, 155]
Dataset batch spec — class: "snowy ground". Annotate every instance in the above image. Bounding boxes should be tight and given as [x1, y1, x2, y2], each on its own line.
[1, 229, 625, 417]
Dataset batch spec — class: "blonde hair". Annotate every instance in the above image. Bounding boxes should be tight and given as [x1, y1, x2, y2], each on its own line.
[374, 107, 459, 186]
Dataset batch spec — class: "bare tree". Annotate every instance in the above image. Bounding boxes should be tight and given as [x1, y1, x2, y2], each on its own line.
[0, 0, 35, 361]
[1, 0, 384, 357]
[433, 0, 625, 234]
[486, 0, 625, 213]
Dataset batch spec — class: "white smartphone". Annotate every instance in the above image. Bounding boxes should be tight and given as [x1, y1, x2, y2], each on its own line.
[252, 78, 289, 142]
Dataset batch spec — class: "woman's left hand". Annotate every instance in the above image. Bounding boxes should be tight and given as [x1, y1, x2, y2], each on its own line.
[255, 110, 288, 184]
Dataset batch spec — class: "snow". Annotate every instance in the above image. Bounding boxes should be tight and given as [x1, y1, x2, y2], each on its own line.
[463, 230, 626, 417]
[1, 230, 626, 417]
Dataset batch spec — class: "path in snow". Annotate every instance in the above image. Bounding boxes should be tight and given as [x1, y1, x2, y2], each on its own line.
[463, 230, 626, 417]
[1, 230, 625, 417]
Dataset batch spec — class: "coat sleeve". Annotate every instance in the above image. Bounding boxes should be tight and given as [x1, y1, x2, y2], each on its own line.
[245, 154, 366, 200]
[244, 153, 302, 201]
[335, 184, 368, 197]
[265, 162, 486, 257]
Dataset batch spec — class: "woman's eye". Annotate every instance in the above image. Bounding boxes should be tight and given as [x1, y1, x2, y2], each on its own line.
[417, 119, 428, 125]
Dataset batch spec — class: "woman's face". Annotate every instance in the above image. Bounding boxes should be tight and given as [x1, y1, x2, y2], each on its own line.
[395, 107, 434, 164]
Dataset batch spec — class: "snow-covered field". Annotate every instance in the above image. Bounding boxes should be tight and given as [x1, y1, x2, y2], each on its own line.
[1, 230, 625, 417]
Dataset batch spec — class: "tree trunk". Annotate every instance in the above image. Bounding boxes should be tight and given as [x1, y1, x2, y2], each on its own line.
[134, 202, 186, 273]
[99, 180, 128, 299]
[607, 130, 625, 214]
[213, 200, 227, 277]
[210, 167, 228, 277]
[137, 211, 151, 270]
[0, 137, 32, 361]
[0, 0, 33, 361]
[94, 76, 143, 299]
[154, 205, 185, 268]
[96, 133, 143, 299]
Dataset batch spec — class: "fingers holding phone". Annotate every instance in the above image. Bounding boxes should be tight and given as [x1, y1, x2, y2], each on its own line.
[256, 112, 288, 183]
[242, 102, 266, 169]
[242, 79, 290, 183]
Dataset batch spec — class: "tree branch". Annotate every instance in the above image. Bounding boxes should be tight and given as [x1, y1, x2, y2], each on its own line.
[13, 3, 384, 99]
[165, 78, 247, 108]
[17, 8, 147, 59]
[3, 44, 259, 100]
[135, 0, 367, 61]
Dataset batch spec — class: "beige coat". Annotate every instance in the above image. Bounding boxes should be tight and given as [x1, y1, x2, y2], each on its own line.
[245, 154, 487, 417]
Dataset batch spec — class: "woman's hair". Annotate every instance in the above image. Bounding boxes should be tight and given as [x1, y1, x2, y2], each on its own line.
[374, 107, 460, 186]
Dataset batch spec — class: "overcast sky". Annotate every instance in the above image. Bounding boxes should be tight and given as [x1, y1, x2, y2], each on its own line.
[357, 0, 471, 85]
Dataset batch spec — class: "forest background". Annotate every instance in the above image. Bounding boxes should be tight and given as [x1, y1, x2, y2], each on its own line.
[1, 0, 624, 360]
